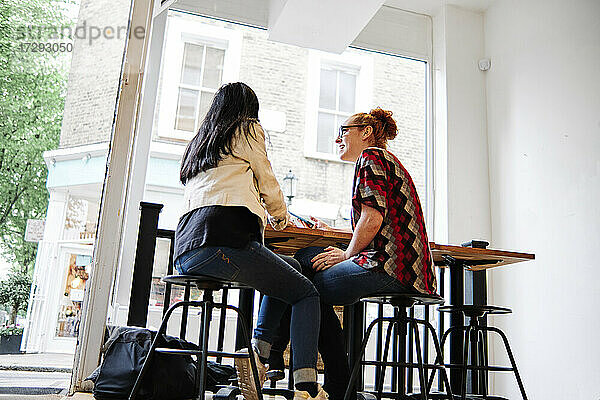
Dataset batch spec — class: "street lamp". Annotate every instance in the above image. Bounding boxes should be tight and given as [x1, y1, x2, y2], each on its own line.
[283, 169, 297, 205]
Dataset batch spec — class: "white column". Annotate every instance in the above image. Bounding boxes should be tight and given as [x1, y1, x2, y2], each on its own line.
[109, 9, 168, 327]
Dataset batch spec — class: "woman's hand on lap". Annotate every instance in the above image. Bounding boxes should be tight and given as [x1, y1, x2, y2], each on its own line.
[311, 246, 348, 271]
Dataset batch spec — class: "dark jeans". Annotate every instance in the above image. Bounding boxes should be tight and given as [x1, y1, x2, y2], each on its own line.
[269, 247, 413, 400]
[175, 241, 320, 384]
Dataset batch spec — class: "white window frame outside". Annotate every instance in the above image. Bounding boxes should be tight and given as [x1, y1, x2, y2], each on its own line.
[304, 49, 373, 162]
[157, 16, 242, 141]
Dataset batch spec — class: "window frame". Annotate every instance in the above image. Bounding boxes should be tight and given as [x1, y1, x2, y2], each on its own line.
[304, 49, 374, 162]
[157, 17, 242, 141]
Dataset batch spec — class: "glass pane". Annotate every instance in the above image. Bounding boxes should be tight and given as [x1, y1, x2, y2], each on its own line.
[319, 69, 336, 109]
[336, 113, 349, 128]
[181, 43, 204, 86]
[198, 91, 214, 128]
[203, 47, 225, 89]
[175, 88, 199, 132]
[317, 112, 335, 153]
[148, 238, 171, 308]
[338, 71, 356, 113]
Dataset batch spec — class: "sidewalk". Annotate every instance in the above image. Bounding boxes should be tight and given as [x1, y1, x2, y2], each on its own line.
[0, 353, 74, 397]
[0, 353, 73, 372]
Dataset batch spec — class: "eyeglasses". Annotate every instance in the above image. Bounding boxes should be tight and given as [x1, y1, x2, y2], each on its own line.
[337, 124, 369, 140]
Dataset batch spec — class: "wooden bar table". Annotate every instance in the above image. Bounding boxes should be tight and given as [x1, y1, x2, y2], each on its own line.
[264, 225, 353, 255]
[260, 226, 535, 395]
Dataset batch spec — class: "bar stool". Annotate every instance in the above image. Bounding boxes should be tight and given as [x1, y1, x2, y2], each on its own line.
[345, 293, 453, 400]
[436, 305, 528, 400]
[128, 274, 264, 400]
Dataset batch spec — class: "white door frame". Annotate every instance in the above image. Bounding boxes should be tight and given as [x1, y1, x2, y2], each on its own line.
[46, 243, 94, 354]
[70, 0, 157, 391]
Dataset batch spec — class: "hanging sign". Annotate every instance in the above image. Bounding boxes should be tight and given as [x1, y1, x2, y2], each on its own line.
[25, 219, 45, 242]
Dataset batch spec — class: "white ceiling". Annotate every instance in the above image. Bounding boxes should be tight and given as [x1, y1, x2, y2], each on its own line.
[168, 0, 493, 53]
[267, 0, 385, 53]
[170, 0, 493, 28]
[385, 0, 493, 15]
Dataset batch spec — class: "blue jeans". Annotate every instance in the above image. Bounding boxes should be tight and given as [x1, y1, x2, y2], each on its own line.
[175, 241, 320, 383]
[295, 247, 412, 305]
[293, 247, 415, 400]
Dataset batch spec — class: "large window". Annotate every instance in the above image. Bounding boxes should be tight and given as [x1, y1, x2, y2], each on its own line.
[158, 16, 242, 140]
[153, 12, 427, 227]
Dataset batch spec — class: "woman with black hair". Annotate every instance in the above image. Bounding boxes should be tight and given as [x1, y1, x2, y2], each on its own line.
[175, 82, 327, 400]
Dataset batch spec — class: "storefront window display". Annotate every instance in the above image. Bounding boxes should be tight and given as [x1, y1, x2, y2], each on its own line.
[56, 254, 90, 337]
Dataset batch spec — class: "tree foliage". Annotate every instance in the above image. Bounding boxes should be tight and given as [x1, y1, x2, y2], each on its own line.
[0, 268, 32, 325]
[0, 0, 73, 275]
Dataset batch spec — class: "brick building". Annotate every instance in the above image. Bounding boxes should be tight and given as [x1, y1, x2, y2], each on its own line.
[22, 5, 427, 354]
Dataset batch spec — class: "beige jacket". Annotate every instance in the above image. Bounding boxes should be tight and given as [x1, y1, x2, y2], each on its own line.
[181, 121, 288, 232]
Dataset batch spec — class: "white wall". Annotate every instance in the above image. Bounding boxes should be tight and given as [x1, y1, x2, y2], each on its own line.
[444, 6, 491, 244]
[433, 5, 491, 245]
[484, 0, 600, 398]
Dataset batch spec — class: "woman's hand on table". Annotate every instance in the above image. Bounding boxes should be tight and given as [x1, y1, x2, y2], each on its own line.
[268, 212, 290, 230]
[310, 217, 352, 233]
[311, 246, 349, 271]
[309, 216, 331, 230]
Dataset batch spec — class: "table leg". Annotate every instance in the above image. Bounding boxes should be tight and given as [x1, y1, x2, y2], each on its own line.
[472, 269, 487, 394]
[449, 265, 488, 395]
[236, 288, 255, 351]
[449, 263, 464, 394]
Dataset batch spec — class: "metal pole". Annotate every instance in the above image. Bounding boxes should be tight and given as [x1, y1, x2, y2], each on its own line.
[127, 202, 163, 327]
[448, 258, 464, 393]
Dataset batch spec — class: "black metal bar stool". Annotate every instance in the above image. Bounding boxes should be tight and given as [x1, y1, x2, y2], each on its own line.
[434, 305, 528, 400]
[344, 293, 453, 400]
[128, 274, 264, 400]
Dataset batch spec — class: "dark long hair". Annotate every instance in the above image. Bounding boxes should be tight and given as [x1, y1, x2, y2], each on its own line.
[180, 82, 259, 184]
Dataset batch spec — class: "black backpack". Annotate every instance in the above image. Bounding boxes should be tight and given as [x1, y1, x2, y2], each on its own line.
[86, 326, 235, 399]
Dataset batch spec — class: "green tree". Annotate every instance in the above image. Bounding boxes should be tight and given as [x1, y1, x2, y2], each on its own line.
[0, 268, 32, 325]
[0, 0, 74, 276]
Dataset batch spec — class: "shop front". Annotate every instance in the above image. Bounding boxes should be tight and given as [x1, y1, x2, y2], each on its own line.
[23, 241, 93, 354]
